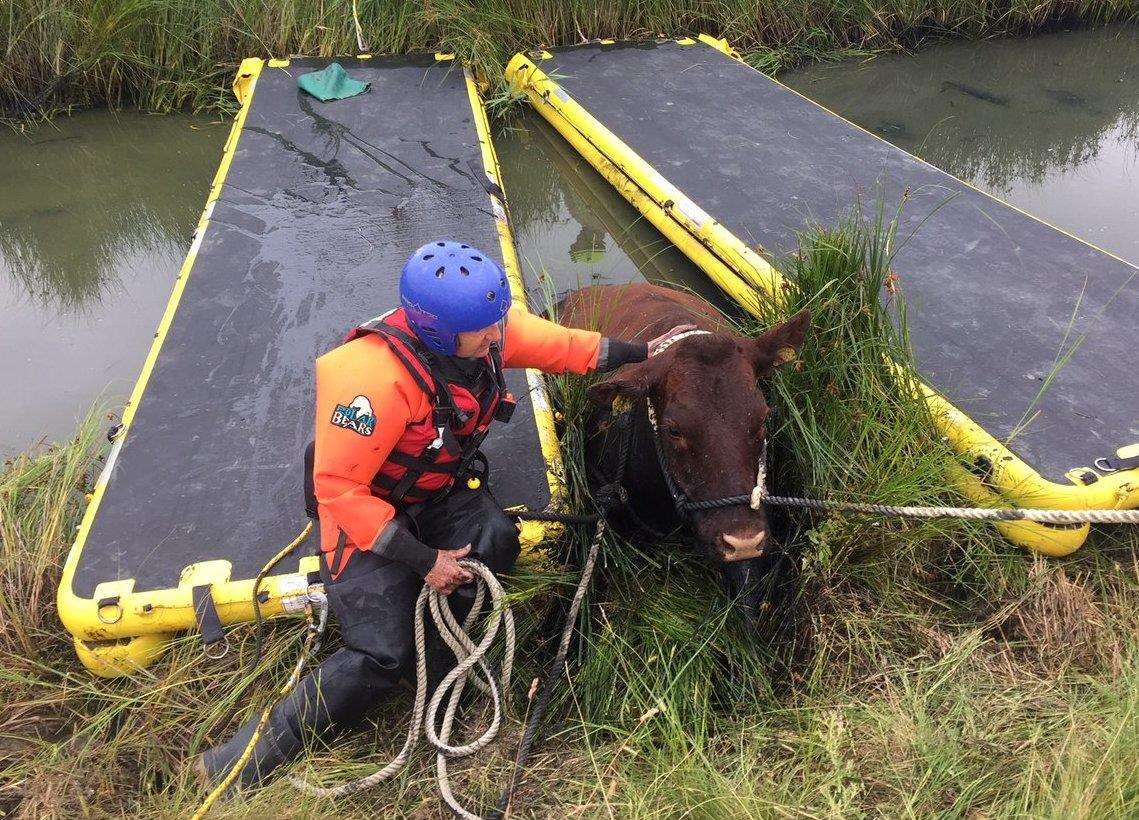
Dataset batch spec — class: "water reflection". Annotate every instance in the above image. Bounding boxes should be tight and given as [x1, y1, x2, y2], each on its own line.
[499, 112, 730, 310]
[1, 111, 224, 453]
[4, 27, 1135, 454]
[1, 112, 223, 310]
[784, 24, 1139, 261]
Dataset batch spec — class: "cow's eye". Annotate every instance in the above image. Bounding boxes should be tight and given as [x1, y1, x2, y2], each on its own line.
[665, 424, 683, 440]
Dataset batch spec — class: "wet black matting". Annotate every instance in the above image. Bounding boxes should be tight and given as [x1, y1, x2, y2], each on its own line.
[73, 57, 549, 599]
[542, 41, 1138, 482]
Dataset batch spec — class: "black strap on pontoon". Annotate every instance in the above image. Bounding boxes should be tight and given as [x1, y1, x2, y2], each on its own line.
[192, 584, 226, 654]
[1096, 450, 1139, 473]
[467, 158, 504, 201]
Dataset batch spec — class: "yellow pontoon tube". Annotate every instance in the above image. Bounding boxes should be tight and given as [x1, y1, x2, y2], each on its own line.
[507, 37, 1138, 556]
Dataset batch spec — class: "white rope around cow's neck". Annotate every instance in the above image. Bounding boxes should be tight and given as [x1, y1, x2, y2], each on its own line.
[290, 559, 514, 820]
[650, 328, 710, 356]
[747, 488, 1139, 525]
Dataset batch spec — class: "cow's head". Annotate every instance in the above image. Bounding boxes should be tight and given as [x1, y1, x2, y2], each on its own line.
[588, 311, 810, 607]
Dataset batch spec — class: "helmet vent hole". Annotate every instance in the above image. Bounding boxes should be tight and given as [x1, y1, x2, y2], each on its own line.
[500, 278, 507, 288]
[459, 266, 470, 276]
[436, 241, 445, 247]
[471, 255, 482, 262]
[486, 291, 496, 301]
[423, 253, 434, 260]
[435, 266, 446, 278]
[460, 244, 469, 249]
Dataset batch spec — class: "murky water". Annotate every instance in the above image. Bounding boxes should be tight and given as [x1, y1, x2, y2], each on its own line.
[2, 26, 1136, 454]
[1, 112, 226, 454]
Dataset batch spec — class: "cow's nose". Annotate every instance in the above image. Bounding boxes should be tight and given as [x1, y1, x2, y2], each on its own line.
[721, 530, 766, 561]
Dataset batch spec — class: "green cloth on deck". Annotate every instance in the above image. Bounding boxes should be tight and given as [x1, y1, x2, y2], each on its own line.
[297, 63, 371, 102]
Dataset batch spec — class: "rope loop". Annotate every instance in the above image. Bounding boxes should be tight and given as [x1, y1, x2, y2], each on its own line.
[290, 559, 515, 820]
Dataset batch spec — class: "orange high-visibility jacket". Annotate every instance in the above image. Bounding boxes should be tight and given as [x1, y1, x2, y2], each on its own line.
[314, 306, 605, 577]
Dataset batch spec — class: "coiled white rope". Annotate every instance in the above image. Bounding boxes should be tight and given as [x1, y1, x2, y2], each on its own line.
[291, 559, 514, 820]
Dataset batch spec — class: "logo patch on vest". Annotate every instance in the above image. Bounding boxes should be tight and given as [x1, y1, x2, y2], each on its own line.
[331, 395, 376, 436]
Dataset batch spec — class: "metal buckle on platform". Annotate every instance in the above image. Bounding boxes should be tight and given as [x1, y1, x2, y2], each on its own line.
[202, 638, 230, 660]
[96, 595, 123, 624]
[1094, 457, 1118, 474]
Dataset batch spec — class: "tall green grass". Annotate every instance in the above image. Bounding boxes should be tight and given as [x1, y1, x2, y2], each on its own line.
[2, 207, 1137, 817]
[3, 0, 1137, 116]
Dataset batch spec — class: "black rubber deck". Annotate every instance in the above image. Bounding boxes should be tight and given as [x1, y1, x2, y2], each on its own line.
[540, 40, 1138, 483]
[72, 57, 549, 599]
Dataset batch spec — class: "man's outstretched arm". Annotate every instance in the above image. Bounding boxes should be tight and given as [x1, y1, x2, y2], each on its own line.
[501, 307, 648, 374]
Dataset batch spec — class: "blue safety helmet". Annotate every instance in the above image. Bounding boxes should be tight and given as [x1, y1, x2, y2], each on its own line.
[399, 240, 512, 356]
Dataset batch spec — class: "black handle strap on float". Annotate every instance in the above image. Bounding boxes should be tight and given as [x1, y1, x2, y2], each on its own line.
[466, 157, 505, 201]
[193, 584, 228, 659]
[1095, 448, 1139, 474]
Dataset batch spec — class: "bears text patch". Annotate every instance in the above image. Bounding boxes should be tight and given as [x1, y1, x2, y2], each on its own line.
[331, 394, 376, 436]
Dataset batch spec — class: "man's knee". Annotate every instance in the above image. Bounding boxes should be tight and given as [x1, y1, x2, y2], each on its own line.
[324, 550, 420, 671]
[475, 501, 520, 572]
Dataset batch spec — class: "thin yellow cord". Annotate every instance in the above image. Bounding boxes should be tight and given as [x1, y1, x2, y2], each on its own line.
[258, 521, 314, 589]
[191, 520, 315, 819]
[192, 615, 316, 819]
[351, 0, 368, 53]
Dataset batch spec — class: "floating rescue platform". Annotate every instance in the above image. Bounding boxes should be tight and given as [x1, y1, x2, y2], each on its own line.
[507, 36, 1139, 555]
[60, 55, 560, 676]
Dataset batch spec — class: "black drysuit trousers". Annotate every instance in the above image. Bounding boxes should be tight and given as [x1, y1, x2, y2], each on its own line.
[200, 486, 521, 788]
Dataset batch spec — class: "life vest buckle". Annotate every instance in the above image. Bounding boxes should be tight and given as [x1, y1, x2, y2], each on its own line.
[427, 426, 447, 453]
[495, 392, 517, 423]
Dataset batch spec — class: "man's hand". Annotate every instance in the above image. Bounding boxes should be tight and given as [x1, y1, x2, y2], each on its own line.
[647, 324, 699, 356]
[425, 544, 474, 595]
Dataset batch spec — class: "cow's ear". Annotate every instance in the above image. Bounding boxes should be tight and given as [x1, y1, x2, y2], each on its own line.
[587, 357, 666, 408]
[749, 310, 810, 377]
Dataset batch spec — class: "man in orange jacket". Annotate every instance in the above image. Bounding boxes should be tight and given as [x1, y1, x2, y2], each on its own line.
[198, 239, 681, 788]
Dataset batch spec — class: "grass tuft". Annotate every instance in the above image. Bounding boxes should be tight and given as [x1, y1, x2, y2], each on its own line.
[3, 0, 1138, 117]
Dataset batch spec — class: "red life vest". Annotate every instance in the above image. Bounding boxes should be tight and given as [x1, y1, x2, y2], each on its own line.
[346, 309, 516, 506]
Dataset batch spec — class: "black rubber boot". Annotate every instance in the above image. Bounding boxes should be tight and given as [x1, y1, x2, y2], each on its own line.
[197, 706, 304, 790]
[197, 648, 396, 790]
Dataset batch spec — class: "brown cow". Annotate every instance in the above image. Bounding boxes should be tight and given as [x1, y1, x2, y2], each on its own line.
[559, 283, 809, 611]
